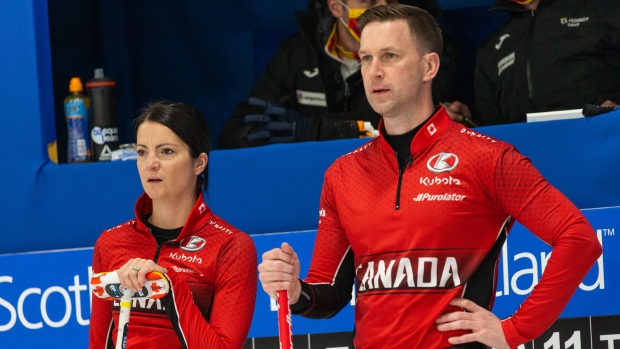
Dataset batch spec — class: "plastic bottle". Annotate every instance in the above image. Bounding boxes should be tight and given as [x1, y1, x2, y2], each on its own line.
[86, 68, 119, 161]
[64, 77, 90, 163]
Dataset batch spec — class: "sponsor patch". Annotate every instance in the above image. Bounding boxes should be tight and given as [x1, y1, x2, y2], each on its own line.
[497, 52, 515, 76]
[179, 236, 206, 252]
[427, 153, 459, 173]
[495, 33, 510, 50]
[419, 176, 461, 186]
[413, 193, 466, 202]
[296, 90, 327, 107]
[560, 17, 589, 27]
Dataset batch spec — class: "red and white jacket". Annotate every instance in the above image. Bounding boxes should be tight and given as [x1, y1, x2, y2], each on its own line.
[297, 108, 601, 348]
[89, 193, 257, 349]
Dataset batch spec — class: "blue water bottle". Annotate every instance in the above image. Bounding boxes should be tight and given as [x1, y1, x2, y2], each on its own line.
[64, 77, 90, 163]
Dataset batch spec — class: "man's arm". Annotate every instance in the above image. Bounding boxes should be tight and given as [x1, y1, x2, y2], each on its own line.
[292, 248, 354, 319]
[437, 147, 601, 348]
[474, 47, 504, 126]
[494, 148, 601, 347]
[295, 165, 355, 318]
[258, 244, 354, 321]
[433, 31, 459, 104]
[259, 164, 355, 319]
[602, 2, 620, 106]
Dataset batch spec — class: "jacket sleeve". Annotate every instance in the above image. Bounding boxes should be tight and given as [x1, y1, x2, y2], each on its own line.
[433, 31, 458, 104]
[473, 41, 506, 126]
[491, 147, 602, 348]
[604, 9, 620, 104]
[165, 233, 258, 349]
[292, 161, 355, 319]
[88, 240, 115, 349]
[218, 36, 300, 149]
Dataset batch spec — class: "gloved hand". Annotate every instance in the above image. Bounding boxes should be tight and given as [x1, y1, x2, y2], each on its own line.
[243, 97, 308, 145]
[309, 112, 373, 140]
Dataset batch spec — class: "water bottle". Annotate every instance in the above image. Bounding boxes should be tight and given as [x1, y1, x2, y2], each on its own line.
[86, 68, 119, 161]
[64, 77, 90, 163]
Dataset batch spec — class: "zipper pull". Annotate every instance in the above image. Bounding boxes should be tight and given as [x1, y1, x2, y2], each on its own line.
[343, 80, 350, 111]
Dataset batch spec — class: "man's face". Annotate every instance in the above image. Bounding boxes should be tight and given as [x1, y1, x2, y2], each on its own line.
[359, 20, 425, 118]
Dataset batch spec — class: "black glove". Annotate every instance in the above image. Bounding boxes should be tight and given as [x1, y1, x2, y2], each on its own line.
[582, 104, 619, 117]
[306, 112, 368, 141]
[243, 97, 373, 145]
[243, 97, 308, 145]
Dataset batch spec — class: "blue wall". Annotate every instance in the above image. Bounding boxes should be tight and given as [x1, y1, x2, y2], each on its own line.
[4, 0, 620, 256]
[0, 0, 506, 255]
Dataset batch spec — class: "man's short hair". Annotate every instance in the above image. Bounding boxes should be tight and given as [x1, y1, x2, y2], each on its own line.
[357, 4, 442, 59]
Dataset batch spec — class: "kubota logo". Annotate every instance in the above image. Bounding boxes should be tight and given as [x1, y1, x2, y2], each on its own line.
[179, 236, 206, 252]
[427, 153, 459, 173]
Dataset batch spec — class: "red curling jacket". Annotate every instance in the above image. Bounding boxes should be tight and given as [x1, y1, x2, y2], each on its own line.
[296, 108, 601, 348]
[89, 193, 257, 349]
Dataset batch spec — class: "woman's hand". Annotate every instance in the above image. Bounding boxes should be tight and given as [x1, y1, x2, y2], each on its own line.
[117, 258, 167, 293]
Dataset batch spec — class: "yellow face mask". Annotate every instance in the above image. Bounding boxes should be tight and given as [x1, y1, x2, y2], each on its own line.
[511, 0, 534, 5]
[338, 1, 367, 42]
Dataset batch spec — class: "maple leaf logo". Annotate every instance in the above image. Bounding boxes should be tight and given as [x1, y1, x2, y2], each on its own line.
[150, 282, 162, 294]
[94, 286, 105, 297]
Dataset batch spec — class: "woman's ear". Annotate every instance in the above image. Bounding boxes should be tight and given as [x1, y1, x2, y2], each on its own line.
[194, 153, 208, 176]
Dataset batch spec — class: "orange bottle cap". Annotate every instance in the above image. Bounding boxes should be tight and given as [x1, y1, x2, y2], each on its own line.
[69, 77, 83, 92]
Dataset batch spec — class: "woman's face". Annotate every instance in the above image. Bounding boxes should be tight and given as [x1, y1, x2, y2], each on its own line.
[136, 121, 206, 203]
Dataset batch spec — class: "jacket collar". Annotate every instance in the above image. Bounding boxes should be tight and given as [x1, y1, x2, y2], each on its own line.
[134, 193, 213, 241]
[492, 0, 551, 12]
[378, 106, 454, 158]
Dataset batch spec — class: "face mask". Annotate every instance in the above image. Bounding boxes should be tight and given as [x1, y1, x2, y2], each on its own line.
[511, 0, 533, 5]
[338, 0, 367, 42]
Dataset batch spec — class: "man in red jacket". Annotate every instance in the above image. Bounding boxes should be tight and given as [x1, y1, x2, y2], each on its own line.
[258, 4, 602, 349]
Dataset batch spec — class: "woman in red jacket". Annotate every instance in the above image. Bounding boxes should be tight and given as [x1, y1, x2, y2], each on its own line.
[90, 101, 257, 349]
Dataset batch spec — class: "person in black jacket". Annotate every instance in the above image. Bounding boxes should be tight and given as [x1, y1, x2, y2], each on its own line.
[218, 0, 458, 148]
[447, 0, 620, 126]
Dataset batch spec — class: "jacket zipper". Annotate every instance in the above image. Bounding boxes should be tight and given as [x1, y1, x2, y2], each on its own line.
[395, 154, 413, 210]
[343, 79, 350, 111]
[526, 10, 537, 100]
[153, 239, 175, 262]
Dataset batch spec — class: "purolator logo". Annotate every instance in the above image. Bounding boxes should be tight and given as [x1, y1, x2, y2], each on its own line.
[413, 193, 466, 202]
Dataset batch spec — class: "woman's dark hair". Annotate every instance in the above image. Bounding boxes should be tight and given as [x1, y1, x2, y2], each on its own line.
[134, 101, 212, 196]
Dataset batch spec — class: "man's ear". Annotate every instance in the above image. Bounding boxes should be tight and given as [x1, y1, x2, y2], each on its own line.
[422, 52, 440, 82]
[327, 0, 345, 19]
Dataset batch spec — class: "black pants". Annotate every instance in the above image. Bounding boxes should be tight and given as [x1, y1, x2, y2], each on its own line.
[450, 344, 488, 349]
